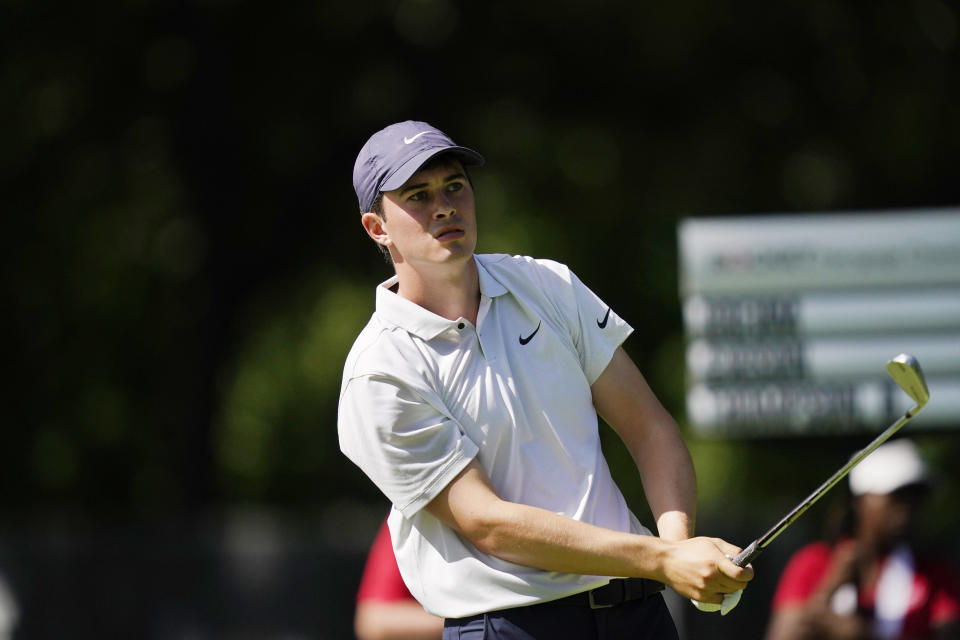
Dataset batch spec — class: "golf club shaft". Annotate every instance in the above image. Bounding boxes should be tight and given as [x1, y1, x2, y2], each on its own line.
[731, 406, 920, 568]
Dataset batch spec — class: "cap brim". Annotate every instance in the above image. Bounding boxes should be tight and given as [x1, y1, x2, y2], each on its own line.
[380, 146, 485, 193]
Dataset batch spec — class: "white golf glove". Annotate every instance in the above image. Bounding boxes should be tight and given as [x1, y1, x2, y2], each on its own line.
[691, 589, 743, 616]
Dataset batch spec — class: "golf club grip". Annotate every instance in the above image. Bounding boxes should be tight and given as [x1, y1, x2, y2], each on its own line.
[732, 540, 761, 567]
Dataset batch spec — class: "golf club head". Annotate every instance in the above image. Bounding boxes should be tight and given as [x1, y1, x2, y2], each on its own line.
[886, 353, 930, 410]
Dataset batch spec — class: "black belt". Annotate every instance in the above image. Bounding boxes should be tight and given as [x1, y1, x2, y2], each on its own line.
[555, 578, 665, 609]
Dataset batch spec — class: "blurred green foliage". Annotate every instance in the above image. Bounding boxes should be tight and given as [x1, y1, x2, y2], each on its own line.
[4, 0, 960, 545]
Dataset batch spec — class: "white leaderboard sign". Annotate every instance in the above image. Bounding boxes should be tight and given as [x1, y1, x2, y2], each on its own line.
[677, 208, 960, 437]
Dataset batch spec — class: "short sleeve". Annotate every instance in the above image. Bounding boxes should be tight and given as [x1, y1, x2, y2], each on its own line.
[338, 374, 479, 517]
[565, 269, 633, 383]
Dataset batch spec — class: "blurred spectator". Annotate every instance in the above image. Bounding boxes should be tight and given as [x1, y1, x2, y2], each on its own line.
[765, 438, 960, 640]
[354, 517, 442, 640]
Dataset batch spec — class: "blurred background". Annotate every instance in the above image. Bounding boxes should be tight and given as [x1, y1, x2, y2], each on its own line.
[3, 0, 960, 638]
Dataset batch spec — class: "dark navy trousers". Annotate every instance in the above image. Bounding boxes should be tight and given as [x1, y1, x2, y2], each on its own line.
[442, 592, 679, 640]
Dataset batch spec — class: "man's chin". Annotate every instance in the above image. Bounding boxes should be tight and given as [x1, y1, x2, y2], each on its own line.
[440, 240, 476, 258]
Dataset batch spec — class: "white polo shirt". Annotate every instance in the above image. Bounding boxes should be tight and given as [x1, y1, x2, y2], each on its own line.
[338, 253, 653, 618]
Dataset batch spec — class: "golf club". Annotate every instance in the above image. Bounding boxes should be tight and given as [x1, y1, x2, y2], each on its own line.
[731, 353, 930, 568]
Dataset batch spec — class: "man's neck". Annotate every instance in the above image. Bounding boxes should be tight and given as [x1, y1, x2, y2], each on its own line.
[394, 256, 481, 325]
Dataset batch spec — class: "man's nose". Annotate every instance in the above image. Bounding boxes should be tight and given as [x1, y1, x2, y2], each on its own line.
[433, 192, 455, 219]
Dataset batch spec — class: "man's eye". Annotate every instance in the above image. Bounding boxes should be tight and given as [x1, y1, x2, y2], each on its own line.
[447, 182, 463, 192]
[409, 191, 426, 201]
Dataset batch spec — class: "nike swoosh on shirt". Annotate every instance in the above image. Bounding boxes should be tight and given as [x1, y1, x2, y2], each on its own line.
[519, 321, 541, 345]
[403, 131, 428, 144]
[597, 307, 612, 328]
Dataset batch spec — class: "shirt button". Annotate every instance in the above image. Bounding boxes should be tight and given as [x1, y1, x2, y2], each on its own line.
[457, 323, 465, 330]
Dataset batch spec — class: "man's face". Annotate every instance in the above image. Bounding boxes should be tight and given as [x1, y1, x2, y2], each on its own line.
[377, 158, 477, 268]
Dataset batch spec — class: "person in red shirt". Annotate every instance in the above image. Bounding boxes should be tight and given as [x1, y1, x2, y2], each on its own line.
[354, 517, 443, 640]
[765, 439, 960, 640]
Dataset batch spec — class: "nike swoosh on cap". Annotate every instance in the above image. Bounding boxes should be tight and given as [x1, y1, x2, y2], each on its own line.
[403, 131, 429, 144]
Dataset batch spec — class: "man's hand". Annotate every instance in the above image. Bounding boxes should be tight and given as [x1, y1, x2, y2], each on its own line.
[659, 537, 754, 604]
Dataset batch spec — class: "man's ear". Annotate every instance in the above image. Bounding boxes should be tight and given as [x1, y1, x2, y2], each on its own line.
[361, 211, 390, 248]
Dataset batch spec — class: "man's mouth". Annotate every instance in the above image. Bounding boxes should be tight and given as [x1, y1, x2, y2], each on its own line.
[434, 226, 465, 241]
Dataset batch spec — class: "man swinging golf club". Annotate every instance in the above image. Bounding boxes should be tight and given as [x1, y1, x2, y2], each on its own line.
[338, 120, 752, 639]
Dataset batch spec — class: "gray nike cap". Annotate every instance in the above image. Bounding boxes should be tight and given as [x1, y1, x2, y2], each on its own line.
[353, 120, 485, 213]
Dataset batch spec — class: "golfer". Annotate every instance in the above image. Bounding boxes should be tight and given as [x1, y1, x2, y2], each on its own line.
[338, 120, 752, 638]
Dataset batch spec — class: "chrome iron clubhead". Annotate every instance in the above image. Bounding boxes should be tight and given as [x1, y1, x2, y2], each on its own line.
[886, 353, 930, 414]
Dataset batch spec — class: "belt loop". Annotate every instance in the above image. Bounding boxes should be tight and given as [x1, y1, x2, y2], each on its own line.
[588, 590, 614, 609]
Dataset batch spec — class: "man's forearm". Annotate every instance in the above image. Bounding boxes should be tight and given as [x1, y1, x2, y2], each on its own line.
[427, 461, 669, 579]
[467, 497, 672, 579]
[425, 460, 751, 603]
[589, 347, 698, 541]
[634, 420, 698, 542]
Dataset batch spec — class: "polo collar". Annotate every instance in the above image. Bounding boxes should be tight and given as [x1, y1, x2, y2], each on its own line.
[375, 255, 508, 340]
[476, 255, 508, 298]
